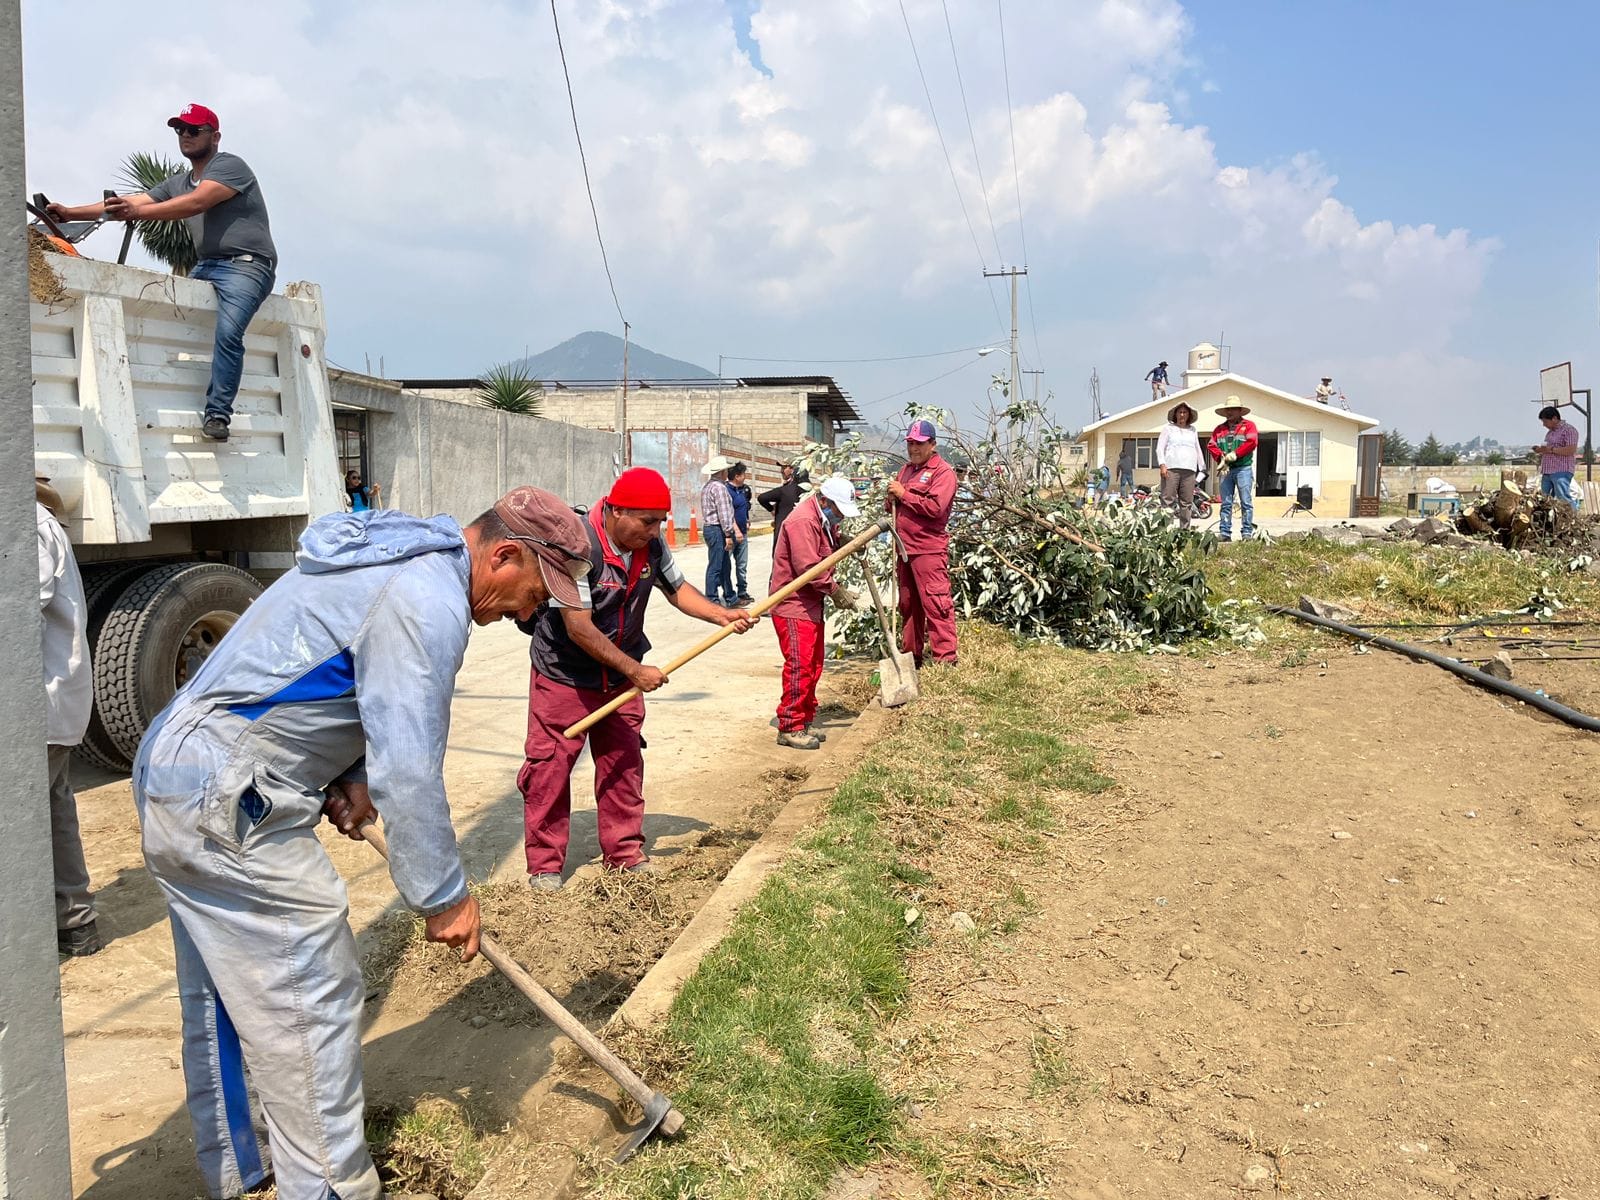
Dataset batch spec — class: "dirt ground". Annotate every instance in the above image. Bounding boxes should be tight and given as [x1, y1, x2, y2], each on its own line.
[865, 646, 1600, 1199]
[58, 536, 874, 1199]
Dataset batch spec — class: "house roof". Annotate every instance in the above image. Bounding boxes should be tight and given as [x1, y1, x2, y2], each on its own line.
[1078, 373, 1380, 438]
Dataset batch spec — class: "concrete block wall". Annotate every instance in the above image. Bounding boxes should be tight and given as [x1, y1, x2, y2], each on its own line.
[458, 384, 818, 449]
[335, 378, 618, 521]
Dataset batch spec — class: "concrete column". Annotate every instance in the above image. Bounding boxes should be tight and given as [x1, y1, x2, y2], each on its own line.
[0, 2, 75, 1196]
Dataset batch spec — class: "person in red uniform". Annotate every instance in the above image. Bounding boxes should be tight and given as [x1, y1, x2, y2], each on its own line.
[768, 477, 864, 751]
[519, 468, 753, 889]
[888, 418, 959, 666]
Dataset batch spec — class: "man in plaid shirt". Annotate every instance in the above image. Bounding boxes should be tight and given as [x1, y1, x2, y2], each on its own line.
[699, 455, 742, 605]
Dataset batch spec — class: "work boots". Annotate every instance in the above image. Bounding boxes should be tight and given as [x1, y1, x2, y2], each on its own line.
[776, 729, 821, 751]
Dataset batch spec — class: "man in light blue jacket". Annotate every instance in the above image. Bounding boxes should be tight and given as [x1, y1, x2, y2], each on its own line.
[134, 485, 591, 1200]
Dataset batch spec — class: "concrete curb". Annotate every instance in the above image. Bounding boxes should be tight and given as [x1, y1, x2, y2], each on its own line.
[471, 698, 895, 1199]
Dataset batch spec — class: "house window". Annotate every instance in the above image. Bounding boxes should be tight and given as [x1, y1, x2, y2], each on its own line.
[1123, 436, 1158, 469]
[1286, 431, 1321, 467]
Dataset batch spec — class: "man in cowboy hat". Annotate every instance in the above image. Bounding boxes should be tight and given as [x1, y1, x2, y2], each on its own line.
[1145, 360, 1170, 401]
[1208, 398, 1259, 541]
[1315, 377, 1335, 405]
[699, 455, 742, 605]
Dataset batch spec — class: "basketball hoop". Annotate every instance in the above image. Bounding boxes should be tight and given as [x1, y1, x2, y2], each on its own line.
[1539, 362, 1573, 407]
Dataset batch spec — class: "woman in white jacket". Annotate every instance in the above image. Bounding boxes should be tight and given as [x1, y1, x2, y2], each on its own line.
[1156, 402, 1203, 528]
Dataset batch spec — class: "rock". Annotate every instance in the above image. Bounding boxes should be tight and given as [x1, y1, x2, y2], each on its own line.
[1299, 595, 1359, 622]
[1481, 652, 1514, 681]
[1411, 517, 1451, 544]
[1242, 1163, 1274, 1190]
[1179, 943, 1198, 960]
[468, 1015, 489, 1029]
[1209, 750, 1224, 759]
[1275, 530, 1310, 542]
[1439, 533, 1477, 549]
[949, 911, 977, 932]
[1332, 830, 1353, 841]
[1296, 995, 1315, 1015]
[1387, 517, 1416, 536]
[1310, 525, 1363, 546]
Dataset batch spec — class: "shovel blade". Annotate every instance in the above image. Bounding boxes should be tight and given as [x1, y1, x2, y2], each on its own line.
[876, 652, 920, 708]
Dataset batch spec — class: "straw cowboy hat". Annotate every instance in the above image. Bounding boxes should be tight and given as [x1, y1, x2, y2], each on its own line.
[700, 454, 735, 475]
[1215, 395, 1251, 417]
[1166, 402, 1198, 424]
[35, 475, 67, 522]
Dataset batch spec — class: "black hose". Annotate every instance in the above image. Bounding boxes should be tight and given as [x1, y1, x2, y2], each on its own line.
[1268, 605, 1600, 732]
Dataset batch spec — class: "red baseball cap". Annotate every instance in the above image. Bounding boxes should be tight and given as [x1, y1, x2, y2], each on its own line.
[168, 103, 220, 130]
[493, 486, 592, 607]
[606, 467, 671, 512]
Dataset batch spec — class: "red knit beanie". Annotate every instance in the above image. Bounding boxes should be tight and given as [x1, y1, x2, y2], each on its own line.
[606, 467, 672, 511]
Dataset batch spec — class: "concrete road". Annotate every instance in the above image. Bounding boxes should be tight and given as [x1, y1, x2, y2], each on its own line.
[61, 532, 847, 1198]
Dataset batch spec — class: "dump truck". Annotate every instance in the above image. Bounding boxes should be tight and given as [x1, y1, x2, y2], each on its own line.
[30, 249, 343, 770]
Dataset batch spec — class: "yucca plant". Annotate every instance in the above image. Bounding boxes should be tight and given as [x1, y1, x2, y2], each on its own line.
[476, 362, 544, 415]
[119, 151, 197, 275]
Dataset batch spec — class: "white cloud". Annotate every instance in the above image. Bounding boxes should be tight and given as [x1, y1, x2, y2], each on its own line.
[19, 0, 1504, 435]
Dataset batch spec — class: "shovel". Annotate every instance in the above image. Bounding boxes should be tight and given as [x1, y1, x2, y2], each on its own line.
[861, 568, 918, 708]
[358, 821, 682, 1162]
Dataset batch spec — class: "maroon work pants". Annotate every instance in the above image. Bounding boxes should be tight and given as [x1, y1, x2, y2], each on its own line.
[897, 552, 958, 665]
[518, 668, 648, 875]
[773, 615, 824, 732]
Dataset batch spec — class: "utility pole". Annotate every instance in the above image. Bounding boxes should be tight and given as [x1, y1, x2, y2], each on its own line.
[1022, 368, 1044, 406]
[617, 320, 631, 467]
[983, 266, 1026, 400]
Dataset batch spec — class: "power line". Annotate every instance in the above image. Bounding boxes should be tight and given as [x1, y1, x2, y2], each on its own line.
[896, 0, 1007, 336]
[722, 343, 997, 366]
[997, 0, 1045, 372]
[941, 0, 1003, 264]
[549, 0, 626, 327]
[861, 356, 988, 410]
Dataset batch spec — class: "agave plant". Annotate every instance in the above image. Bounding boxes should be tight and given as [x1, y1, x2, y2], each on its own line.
[476, 362, 544, 415]
[118, 151, 197, 275]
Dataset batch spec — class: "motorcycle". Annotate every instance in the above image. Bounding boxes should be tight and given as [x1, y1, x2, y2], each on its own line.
[1132, 478, 1213, 521]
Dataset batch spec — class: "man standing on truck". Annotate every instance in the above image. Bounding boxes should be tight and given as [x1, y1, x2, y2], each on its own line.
[47, 103, 275, 443]
[133, 485, 590, 1200]
[519, 468, 754, 889]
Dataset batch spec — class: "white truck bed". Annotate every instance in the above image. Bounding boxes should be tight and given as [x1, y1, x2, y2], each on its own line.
[31, 253, 342, 547]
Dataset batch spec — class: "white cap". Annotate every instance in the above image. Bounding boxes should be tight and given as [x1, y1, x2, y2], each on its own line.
[701, 455, 735, 475]
[818, 475, 860, 518]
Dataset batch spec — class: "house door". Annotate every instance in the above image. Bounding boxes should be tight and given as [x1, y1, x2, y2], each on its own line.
[1286, 431, 1322, 498]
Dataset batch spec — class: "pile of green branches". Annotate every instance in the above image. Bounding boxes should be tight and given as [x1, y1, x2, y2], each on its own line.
[800, 391, 1220, 653]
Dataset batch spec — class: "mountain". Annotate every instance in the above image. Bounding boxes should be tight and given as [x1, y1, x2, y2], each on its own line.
[512, 331, 715, 381]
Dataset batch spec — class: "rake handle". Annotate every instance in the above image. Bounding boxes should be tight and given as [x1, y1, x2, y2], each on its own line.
[561, 520, 887, 739]
[359, 821, 683, 1135]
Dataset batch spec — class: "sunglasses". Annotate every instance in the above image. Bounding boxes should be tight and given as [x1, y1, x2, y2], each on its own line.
[507, 533, 589, 565]
[172, 123, 212, 137]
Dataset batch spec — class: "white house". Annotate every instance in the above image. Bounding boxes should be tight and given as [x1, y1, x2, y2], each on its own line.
[1078, 344, 1381, 515]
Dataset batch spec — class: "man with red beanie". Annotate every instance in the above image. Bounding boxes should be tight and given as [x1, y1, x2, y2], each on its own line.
[888, 418, 959, 666]
[518, 468, 754, 888]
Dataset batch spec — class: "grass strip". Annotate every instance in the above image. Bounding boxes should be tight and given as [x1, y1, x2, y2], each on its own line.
[581, 624, 1149, 1199]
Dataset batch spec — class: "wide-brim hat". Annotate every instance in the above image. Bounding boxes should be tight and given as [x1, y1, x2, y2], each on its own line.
[1215, 395, 1251, 417]
[700, 455, 735, 475]
[1167, 402, 1198, 424]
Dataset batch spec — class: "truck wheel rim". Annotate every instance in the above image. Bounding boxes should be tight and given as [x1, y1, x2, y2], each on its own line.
[177, 610, 238, 686]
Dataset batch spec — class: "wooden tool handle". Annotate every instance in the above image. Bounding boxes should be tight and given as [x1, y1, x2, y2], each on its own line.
[861, 568, 897, 657]
[359, 822, 684, 1135]
[561, 519, 887, 739]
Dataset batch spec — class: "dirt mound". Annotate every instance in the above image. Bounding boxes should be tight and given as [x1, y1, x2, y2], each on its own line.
[28, 226, 70, 306]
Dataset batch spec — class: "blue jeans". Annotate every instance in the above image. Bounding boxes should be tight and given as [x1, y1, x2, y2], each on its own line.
[732, 532, 749, 598]
[1542, 470, 1578, 511]
[704, 527, 734, 603]
[189, 256, 276, 423]
[1118, 469, 1134, 492]
[1218, 464, 1254, 539]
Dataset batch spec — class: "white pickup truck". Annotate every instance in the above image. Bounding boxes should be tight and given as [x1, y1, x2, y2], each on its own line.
[31, 252, 343, 770]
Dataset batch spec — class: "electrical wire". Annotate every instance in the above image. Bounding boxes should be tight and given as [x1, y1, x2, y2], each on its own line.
[722, 343, 997, 366]
[861, 356, 988, 410]
[896, 0, 1007, 337]
[997, 0, 1045, 373]
[941, 0, 1003, 264]
[549, 0, 626, 327]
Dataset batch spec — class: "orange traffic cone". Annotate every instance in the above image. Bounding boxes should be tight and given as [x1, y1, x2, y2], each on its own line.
[688, 507, 699, 544]
[665, 513, 677, 546]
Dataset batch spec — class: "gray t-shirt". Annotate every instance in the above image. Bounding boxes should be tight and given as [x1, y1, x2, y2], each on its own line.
[147, 151, 276, 266]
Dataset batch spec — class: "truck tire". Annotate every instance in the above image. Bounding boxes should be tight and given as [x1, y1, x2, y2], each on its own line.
[74, 563, 157, 773]
[93, 563, 262, 766]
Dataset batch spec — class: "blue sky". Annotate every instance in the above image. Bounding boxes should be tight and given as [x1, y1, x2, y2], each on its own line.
[20, 0, 1595, 443]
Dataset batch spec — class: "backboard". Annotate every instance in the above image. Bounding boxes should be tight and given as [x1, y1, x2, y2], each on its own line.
[1540, 361, 1573, 406]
